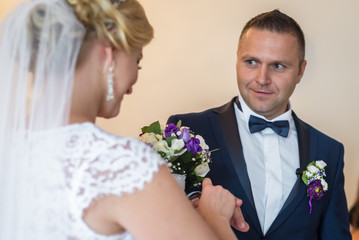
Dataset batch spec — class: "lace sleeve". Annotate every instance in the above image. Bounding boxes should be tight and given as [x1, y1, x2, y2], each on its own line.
[72, 135, 165, 216]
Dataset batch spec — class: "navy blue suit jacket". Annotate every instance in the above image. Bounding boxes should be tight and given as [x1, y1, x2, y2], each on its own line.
[167, 97, 351, 240]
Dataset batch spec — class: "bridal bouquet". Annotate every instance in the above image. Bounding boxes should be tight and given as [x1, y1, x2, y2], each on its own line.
[139, 120, 213, 191]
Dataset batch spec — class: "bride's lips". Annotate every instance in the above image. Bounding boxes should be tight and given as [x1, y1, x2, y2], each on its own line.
[126, 87, 133, 94]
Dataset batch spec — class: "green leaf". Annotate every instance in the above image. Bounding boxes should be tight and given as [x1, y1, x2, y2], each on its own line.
[141, 121, 161, 135]
[185, 172, 205, 191]
[165, 136, 176, 147]
[168, 155, 179, 163]
[180, 151, 192, 164]
[188, 161, 200, 173]
[302, 170, 308, 185]
[208, 148, 220, 154]
[176, 120, 182, 128]
[158, 152, 167, 159]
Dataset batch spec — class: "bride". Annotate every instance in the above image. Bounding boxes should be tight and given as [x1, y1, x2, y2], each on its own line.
[0, 0, 248, 239]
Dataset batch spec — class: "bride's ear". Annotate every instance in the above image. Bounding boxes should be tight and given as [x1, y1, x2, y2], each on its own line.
[103, 47, 114, 73]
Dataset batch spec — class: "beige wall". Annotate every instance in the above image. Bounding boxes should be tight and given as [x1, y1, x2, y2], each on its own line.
[0, 0, 23, 19]
[2, 0, 358, 208]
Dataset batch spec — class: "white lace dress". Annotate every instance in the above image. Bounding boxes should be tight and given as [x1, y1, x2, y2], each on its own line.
[27, 122, 164, 240]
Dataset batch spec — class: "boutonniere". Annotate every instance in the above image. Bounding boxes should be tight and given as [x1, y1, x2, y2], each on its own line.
[301, 160, 328, 214]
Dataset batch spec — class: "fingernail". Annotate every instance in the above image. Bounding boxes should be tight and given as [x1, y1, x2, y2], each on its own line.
[240, 222, 245, 229]
[191, 198, 199, 202]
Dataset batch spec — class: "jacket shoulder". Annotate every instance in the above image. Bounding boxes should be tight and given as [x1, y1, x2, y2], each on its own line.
[168, 97, 236, 123]
[294, 113, 343, 148]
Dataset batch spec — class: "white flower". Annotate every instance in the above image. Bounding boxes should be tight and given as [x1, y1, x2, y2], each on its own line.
[307, 165, 319, 174]
[194, 162, 210, 177]
[171, 139, 185, 151]
[170, 139, 187, 156]
[139, 132, 158, 146]
[156, 134, 163, 141]
[315, 160, 327, 169]
[196, 135, 209, 150]
[321, 179, 328, 191]
[305, 171, 312, 178]
[153, 140, 170, 155]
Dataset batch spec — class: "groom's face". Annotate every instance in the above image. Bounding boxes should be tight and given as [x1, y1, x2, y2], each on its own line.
[236, 28, 306, 120]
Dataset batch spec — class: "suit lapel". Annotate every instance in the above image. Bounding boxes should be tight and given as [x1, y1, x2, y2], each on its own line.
[212, 97, 262, 235]
[266, 111, 312, 235]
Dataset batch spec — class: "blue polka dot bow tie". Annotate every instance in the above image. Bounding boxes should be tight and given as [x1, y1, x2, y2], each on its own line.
[248, 115, 289, 137]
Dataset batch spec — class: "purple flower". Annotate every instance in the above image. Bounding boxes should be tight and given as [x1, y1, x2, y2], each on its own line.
[164, 123, 179, 138]
[179, 128, 191, 143]
[307, 179, 324, 213]
[318, 170, 326, 177]
[185, 137, 202, 156]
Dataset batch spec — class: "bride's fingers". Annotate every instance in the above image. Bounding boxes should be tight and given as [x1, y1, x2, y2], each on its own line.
[235, 198, 243, 207]
[202, 178, 212, 188]
[201, 179, 250, 232]
[231, 198, 250, 232]
[191, 198, 200, 208]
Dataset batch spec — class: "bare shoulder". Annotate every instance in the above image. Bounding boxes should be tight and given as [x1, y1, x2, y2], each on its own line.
[84, 165, 217, 239]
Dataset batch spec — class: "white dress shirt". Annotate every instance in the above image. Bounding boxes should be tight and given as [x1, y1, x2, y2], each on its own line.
[234, 95, 299, 234]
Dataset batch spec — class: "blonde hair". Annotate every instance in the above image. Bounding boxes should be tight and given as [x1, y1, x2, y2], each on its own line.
[66, 0, 154, 52]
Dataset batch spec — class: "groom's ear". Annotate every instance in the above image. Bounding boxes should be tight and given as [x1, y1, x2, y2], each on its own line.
[297, 59, 307, 82]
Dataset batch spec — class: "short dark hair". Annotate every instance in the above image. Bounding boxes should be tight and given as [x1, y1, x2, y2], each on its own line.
[239, 9, 305, 62]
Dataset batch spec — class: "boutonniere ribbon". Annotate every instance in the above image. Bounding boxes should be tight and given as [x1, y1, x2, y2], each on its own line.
[301, 160, 328, 214]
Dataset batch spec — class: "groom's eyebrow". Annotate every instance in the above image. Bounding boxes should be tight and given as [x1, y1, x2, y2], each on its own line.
[242, 54, 294, 67]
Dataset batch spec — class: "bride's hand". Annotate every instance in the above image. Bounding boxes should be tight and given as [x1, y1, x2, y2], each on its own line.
[231, 198, 250, 232]
[196, 178, 249, 232]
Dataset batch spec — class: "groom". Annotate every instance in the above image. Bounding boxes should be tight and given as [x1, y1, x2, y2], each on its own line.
[167, 9, 351, 239]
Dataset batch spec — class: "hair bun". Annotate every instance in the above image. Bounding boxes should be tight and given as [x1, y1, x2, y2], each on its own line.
[66, 0, 101, 27]
[66, 0, 153, 51]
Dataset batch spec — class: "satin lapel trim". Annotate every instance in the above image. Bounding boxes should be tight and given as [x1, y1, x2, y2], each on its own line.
[214, 97, 262, 234]
[266, 111, 311, 235]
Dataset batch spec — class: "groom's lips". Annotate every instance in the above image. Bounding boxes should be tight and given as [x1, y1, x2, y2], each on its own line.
[251, 89, 273, 97]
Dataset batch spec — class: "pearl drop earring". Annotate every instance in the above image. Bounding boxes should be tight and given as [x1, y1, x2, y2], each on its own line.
[106, 61, 115, 101]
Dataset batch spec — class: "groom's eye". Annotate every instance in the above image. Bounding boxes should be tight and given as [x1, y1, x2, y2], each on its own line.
[245, 59, 258, 67]
[273, 63, 285, 71]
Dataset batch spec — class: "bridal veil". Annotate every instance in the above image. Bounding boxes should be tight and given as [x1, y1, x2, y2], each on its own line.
[0, 0, 85, 238]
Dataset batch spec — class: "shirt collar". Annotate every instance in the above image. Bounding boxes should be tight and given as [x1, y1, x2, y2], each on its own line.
[236, 94, 293, 132]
